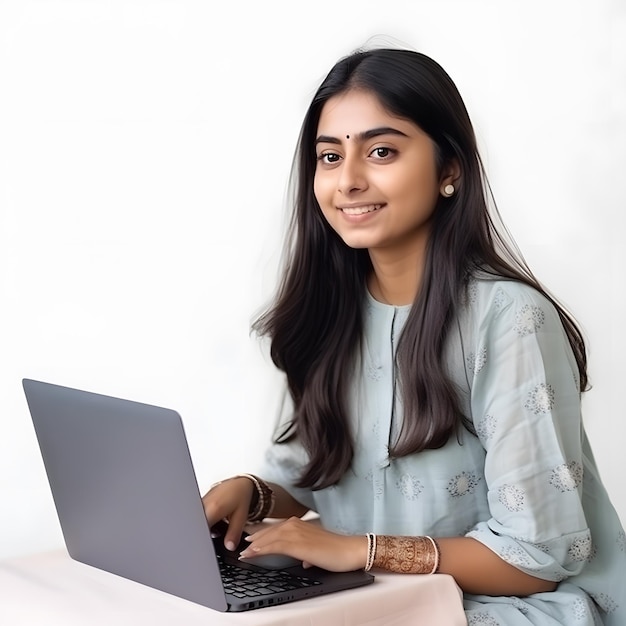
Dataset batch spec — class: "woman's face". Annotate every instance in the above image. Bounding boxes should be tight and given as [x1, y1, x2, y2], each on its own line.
[313, 89, 447, 255]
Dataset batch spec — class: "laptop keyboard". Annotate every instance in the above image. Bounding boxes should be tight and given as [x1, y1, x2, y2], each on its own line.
[217, 555, 323, 599]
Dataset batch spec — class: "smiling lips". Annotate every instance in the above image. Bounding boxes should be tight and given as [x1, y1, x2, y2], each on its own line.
[339, 204, 384, 216]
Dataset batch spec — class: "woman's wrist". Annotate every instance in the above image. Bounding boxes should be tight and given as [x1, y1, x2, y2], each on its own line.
[364, 534, 440, 574]
[234, 474, 275, 522]
[209, 474, 276, 522]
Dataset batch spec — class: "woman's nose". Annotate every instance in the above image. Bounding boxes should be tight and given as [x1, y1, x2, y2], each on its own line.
[337, 156, 368, 194]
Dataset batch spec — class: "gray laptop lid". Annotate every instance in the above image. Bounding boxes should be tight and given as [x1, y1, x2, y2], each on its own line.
[23, 378, 228, 611]
[23, 379, 374, 612]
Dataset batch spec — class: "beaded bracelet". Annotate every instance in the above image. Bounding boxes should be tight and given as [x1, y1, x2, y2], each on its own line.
[209, 473, 275, 523]
[235, 474, 275, 522]
[365, 533, 377, 572]
[424, 536, 441, 575]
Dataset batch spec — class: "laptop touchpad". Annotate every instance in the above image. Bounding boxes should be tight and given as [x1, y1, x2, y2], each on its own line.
[240, 554, 302, 570]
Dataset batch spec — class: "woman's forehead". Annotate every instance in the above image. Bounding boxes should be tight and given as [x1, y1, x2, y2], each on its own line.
[316, 90, 419, 141]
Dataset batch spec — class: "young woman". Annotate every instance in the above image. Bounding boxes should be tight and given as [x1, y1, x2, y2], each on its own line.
[202, 47, 626, 624]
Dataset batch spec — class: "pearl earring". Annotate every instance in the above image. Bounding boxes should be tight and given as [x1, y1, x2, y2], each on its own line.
[442, 184, 455, 197]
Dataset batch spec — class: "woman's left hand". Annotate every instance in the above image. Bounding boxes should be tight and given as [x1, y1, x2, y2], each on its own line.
[239, 517, 368, 572]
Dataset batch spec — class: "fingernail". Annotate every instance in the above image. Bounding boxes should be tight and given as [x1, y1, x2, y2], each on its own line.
[225, 541, 235, 551]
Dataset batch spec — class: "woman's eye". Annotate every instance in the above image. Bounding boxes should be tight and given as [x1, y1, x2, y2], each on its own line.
[371, 147, 394, 159]
[318, 152, 341, 164]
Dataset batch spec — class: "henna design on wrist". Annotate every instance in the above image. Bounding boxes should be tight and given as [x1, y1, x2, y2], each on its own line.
[371, 535, 440, 574]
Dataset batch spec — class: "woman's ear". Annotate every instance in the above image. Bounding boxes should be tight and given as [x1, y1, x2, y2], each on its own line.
[439, 159, 461, 198]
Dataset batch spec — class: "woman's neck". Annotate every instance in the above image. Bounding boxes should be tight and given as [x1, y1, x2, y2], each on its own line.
[367, 247, 424, 306]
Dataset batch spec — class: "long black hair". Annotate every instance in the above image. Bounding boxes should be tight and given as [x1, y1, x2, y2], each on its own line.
[253, 48, 588, 489]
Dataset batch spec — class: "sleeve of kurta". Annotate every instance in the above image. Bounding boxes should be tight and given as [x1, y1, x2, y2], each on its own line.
[466, 282, 591, 582]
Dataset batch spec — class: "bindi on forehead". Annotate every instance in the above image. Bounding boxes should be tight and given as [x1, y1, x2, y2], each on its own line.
[346, 135, 350, 139]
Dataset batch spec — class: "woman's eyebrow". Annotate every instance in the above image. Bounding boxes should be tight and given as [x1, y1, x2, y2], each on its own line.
[315, 126, 409, 146]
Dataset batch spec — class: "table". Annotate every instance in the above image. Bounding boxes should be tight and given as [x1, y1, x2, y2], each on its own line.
[0, 549, 467, 625]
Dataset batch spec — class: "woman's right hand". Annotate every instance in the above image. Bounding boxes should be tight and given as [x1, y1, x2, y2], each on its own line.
[201, 476, 254, 552]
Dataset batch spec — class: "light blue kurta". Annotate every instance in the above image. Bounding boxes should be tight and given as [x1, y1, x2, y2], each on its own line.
[259, 277, 626, 625]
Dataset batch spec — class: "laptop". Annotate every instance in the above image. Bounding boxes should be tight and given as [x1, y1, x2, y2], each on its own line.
[22, 379, 374, 611]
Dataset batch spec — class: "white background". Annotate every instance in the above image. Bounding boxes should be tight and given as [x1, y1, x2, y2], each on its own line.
[1, 0, 624, 560]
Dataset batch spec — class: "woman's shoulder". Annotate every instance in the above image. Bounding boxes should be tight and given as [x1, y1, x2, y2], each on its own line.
[462, 275, 562, 334]
[466, 275, 554, 312]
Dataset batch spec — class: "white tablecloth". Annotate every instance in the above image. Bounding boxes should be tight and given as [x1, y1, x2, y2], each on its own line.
[0, 550, 467, 625]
